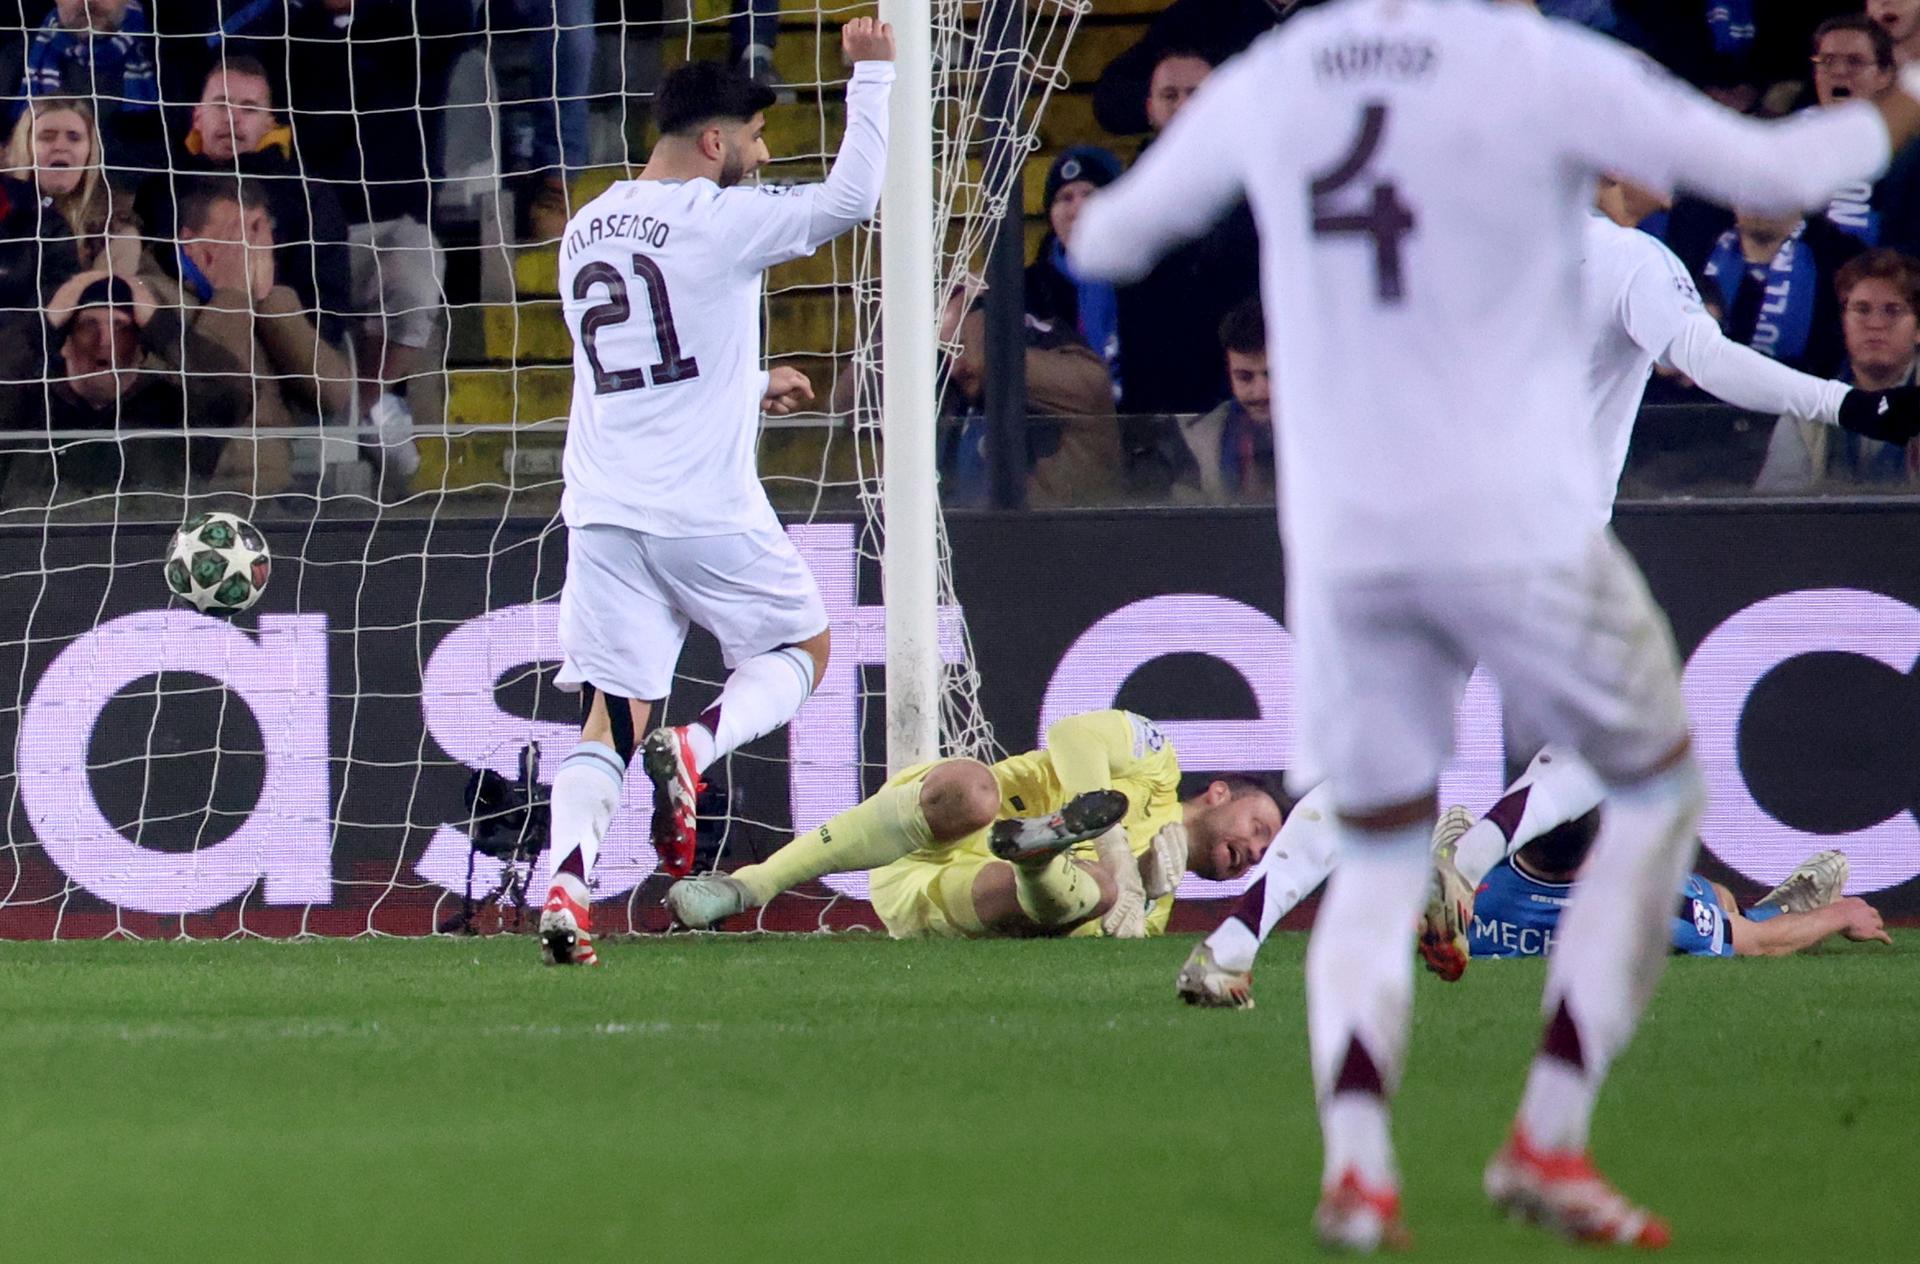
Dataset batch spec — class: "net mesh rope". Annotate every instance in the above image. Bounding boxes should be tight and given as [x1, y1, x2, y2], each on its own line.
[0, 0, 1085, 939]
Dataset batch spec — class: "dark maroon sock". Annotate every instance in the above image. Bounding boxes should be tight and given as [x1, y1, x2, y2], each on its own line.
[1484, 784, 1532, 844]
[1539, 998, 1585, 1072]
[1225, 876, 1267, 933]
[1333, 1036, 1386, 1098]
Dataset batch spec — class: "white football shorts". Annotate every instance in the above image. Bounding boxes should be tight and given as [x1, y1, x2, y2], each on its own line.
[556, 522, 828, 700]
[1288, 531, 1691, 814]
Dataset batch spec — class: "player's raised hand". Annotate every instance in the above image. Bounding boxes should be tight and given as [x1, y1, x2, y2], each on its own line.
[842, 17, 895, 64]
[761, 365, 816, 416]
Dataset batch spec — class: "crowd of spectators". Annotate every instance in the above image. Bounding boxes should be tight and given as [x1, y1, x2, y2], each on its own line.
[0, 1, 464, 506]
[0, 0, 821, 511]
[966, 0, 1920, 506]
[2, 1, 1918, 513]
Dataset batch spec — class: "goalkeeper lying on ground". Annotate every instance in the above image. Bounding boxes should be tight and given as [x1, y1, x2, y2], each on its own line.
[666, 709, 1281, 938]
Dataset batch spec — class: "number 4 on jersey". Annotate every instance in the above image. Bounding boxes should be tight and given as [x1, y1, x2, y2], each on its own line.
[1310, 102, 1417, 304]
[574, 253, 701, 394]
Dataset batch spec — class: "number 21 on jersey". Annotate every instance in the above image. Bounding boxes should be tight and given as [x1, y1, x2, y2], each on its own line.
[574, 253, 702, 394]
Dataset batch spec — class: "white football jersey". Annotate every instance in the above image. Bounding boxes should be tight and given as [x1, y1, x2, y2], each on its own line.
[1581, 215, 1851, 521]
[1579, 215, 1705, 515]
[1072, 0, 1891, 579]
[559, 63, 893, 538]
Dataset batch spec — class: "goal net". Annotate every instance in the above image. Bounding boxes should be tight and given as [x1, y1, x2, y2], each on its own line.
[0, 0, 1084, 938]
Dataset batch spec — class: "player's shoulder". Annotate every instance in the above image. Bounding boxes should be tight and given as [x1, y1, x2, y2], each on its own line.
[1590, 218, 1700, 300]
[710, 180, 811, 212]
[1586, 215, 1675, 270]
[1475, 856, 1520, 894]
[1477, 856, 1563, 900]
[560, 177, 686, 240]
[1121, 711, 1175, 763]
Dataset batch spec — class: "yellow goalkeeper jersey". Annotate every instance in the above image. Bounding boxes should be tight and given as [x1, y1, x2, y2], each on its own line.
[984, 709, 1183, 936]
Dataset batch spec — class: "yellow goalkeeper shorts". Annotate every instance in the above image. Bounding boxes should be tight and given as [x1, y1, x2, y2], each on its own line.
[865, 760, 997, 939]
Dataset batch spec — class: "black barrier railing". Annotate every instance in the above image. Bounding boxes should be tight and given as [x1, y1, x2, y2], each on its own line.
[5, 402, 1913, 526]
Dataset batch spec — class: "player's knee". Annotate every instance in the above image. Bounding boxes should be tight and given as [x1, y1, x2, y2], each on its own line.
[796, 630, 830, 687]
[584, 686, 646, 763]
[920, 759, 999, 841]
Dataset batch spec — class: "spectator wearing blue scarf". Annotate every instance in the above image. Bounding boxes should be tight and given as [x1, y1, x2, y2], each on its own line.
[19, 0, 165, 168]
[1758, 249, 1920, 490]
[1026, 145, 1124, 396]
[1702, 208, 1861, 377]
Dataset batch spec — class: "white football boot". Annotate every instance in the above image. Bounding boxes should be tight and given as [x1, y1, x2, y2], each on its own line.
[1417, 806, 1476, 982]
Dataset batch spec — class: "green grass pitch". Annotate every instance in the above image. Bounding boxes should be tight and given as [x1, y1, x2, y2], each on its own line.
[3, 931, 1915, 1262]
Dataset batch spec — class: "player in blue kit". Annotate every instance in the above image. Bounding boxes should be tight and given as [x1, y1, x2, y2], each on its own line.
[1180, 749, 1892, 1012]
[1465, 796, 1890, 961]
[1470, 867, 1751, 959]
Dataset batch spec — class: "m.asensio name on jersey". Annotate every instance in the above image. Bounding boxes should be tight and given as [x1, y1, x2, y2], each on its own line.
[564, 212, 674, 260]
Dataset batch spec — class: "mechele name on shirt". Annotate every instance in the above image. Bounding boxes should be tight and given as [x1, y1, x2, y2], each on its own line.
[1473, 917, 1559, 958]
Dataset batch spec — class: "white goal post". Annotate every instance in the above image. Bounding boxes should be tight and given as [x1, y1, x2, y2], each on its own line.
[879, 0, 943, 774]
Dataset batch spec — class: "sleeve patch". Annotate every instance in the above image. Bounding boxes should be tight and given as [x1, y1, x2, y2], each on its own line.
[1127, 712, 1168, 759]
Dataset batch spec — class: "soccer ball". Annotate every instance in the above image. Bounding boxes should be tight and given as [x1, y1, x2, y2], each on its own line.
[164, 512, 271, 615]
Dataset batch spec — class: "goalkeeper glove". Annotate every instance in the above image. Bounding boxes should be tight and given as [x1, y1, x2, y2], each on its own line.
[1101, 885, 1148, 940]
[1093, 825, 1149, 939]
[1836, 386, 1920, 446]
[1143, 822, 1188, 901]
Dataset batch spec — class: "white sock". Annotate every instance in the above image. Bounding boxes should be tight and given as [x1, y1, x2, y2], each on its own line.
[547, 740, 625, 885]
[689, 646, 815, 775]
[1517, 760, 1705, 1151]
[684, 724, 717, 771]
[1456, 748, 1608, 885]
[1453, 819, 1513, 887]
[1517, 1058, 1594, 1153]
[1206, 917, 1261, 974]
[1322, 1096, 1395, 1190]
[1255, 791, 1340, 940]
[1305, 816, 1430, 1188]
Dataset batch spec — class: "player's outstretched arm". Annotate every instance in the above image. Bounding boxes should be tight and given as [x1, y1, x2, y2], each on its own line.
[797, 20, 896, 249]
[1553, 25, 1895, 218]
[1732, 897, 1892, 957]
[1042, 709, 1174, 804]
[1659, 316, 1848, 426]
[723, 20, 895, 273]
[1656, 303, 1920, 447]
[1071, 56, 1250, 284]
